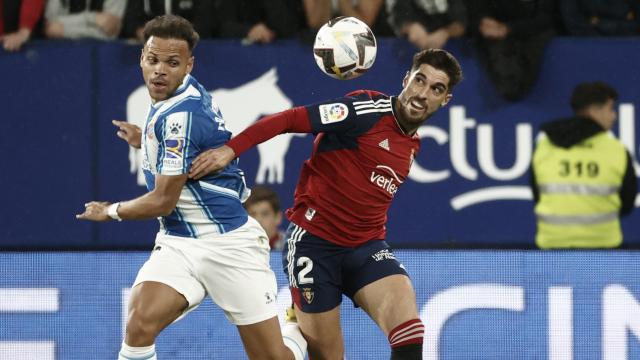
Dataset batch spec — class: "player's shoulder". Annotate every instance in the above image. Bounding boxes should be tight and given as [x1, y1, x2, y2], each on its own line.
[344, 89, 390, 102]
[342, 90, 392, 120]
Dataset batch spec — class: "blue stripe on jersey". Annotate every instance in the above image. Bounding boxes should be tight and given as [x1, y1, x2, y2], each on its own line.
[156, 119, 166, 173]
[184, 112, 193, 173]
[176, 207, 197, 237]
[186, 182, 224, 233]
[163, 209, 196, 238]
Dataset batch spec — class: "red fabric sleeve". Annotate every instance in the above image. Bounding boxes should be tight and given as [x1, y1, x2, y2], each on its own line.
[227, 106, 312, 156]
[19, 0, 46, 30]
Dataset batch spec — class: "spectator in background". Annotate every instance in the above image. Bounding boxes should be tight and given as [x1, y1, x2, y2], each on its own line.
[216, 0, 305, 44]
[559, 0, 640, 36]
[44, 0, 126, 40]
[531, 81, 637, 249]
[244, 185, 286, 250]
[465, 0, 558, 101]
[387, 0, 467, 50]
[0, 0, 45, 52]
[122, 0, 215, 42]
[303, 0, 394, 38]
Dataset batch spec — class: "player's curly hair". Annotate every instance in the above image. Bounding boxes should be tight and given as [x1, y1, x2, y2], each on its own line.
[411, 49, 463, 91]
[142, 15, 200, 52]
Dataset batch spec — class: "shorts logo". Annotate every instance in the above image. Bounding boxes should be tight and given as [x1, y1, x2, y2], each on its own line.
[371, 249, 396, 261]
[264, 292, 275, 304]
[305, 207, 316, 221]
[319, 103, 349, 124]
[302, 288, 314, 304]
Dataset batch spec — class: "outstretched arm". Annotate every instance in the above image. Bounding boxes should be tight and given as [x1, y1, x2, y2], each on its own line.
[76, 174, 187, 221]
[189, 106, 312, 179]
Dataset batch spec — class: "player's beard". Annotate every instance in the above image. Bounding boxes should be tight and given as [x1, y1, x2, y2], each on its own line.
[397, 97, 432, 132]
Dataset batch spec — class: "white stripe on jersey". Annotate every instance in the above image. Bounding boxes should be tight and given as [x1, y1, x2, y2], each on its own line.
[352, 98, 391, 106]
[355, 106, 392, 115]
[175, 186, 224, 236]
[199, 181, 241, 199]
[286, 225, 306, 288]
[353, 101, 391, 110]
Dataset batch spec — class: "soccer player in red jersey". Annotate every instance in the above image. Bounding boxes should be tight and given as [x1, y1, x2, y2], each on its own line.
[189, 49, 463, 360]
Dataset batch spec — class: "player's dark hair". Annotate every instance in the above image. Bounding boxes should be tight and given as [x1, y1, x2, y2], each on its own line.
[244, 185, 281, 213]
[411, 49, 463, 91]
[570, 81, 618, 112]
[142, 15, 200, 52]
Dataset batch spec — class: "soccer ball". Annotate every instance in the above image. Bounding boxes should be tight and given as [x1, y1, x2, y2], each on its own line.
[313, 16, 377, 80]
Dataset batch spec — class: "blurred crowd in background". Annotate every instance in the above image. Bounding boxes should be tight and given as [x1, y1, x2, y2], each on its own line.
[2, 0, 640, 100]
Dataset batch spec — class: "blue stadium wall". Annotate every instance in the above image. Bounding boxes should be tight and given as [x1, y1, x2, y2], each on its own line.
[0, 251, 639, 359]
[1, 38, 639, 249]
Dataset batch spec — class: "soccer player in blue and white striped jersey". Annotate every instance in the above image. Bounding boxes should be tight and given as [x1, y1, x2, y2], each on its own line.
[77, 15, 305, 360]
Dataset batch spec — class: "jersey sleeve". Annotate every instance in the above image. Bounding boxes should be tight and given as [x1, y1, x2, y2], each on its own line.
[304, 90, 389, 135]
[155, 111, 199, 176]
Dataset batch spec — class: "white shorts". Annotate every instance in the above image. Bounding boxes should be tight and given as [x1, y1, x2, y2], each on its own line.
[132, 217, 278, 325]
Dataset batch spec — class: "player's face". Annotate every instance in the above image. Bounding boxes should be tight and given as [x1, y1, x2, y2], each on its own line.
[247, 201, 282, 239]
[140, 36, 194, 103]
[396, 64, 452, 131]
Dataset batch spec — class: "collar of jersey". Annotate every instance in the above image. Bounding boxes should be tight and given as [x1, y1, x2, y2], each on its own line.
[151, 74, 193, 109]
[389, 96, 411, 137]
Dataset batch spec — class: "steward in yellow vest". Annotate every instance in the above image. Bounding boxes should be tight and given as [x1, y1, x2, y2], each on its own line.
[531, 81, 637, 248]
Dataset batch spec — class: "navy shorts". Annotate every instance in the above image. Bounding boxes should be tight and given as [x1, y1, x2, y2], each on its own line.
[282, 222, 408, 313]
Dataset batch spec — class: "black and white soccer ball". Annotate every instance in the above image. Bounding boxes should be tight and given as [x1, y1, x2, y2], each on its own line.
[313, 16, 377, 80]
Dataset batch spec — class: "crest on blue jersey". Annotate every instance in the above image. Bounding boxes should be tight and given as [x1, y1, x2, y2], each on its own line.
[169, 123, 183, 135]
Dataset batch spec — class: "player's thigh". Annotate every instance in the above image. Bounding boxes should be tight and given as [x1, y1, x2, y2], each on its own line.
[237, 316, 292, 360]
[127, 281, 189, 328]
[295, 303, 344, 360]
[197, 218, 279, 325]
[353, 274, 418, 336]
[129, 235, 207, 326]
[342, 240, 417, 335]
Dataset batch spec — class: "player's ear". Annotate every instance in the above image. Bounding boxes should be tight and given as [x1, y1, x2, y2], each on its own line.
[441, 93, 452, 106]
[186, 55, 194, 74]
[402, 71, 410, 87]
[139, 49, 144, 67]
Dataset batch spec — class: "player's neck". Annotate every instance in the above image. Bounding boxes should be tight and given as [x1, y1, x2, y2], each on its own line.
[394, 112, 419, 136]
[392, 98, 418, 136]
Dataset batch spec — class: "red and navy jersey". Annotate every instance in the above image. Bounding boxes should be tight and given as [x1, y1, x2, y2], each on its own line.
[228, 90, 420, 247]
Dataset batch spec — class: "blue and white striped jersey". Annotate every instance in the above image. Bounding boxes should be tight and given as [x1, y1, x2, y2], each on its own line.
[141, 74, 249, 238]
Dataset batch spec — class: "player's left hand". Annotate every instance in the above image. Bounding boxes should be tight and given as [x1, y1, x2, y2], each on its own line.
[189, 145, 236, 180]
[76, 201, 111, 221]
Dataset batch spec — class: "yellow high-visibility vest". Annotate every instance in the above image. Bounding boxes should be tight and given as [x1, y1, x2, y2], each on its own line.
[533, 132, 628, 248]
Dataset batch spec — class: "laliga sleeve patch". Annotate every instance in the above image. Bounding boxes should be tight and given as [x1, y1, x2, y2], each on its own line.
[162, 138, 185, 170]
[318, 103, 349, 124]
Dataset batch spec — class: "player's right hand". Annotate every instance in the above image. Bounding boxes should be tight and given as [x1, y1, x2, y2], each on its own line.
[112, 120, 142, 149]
[189, 145, 236, 180]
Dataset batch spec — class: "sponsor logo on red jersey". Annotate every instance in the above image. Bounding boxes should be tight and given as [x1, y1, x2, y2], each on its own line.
[370, 165, 403, 196]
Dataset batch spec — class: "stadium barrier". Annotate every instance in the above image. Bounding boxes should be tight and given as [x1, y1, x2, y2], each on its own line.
[0, 251, 638, 359]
